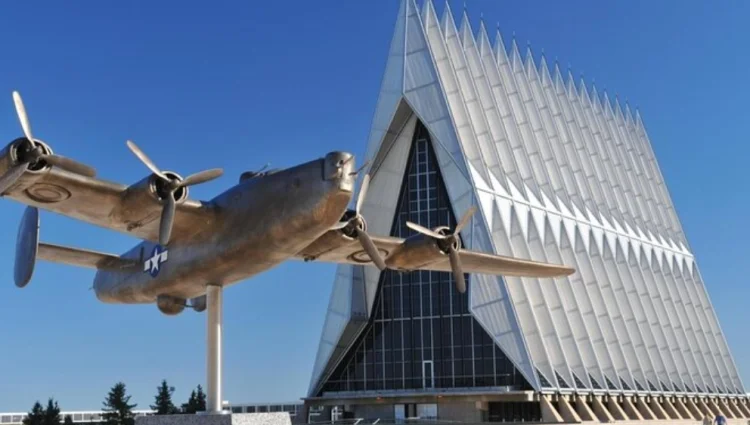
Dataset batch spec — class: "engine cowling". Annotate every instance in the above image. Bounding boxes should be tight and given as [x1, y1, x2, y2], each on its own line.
[385, 227, 457, 271]
[156, 295, 186, 316]
[112, 172, 189, 231]
[297, 209, 364, 261]
[191, 295, 207, 312]
[0, 138, 54, 190]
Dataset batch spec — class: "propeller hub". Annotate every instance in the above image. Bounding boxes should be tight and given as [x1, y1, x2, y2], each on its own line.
[436, 233, 460, 253]
[11, 137, 52, 172]
[151, 171, 188, 202]
[336, 210, 367, 238]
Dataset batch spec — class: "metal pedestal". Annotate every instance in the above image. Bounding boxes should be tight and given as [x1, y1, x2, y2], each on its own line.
[206, 284, 224, 414]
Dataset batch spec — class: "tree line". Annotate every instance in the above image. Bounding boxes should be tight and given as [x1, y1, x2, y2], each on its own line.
[22, 380, 206, 425]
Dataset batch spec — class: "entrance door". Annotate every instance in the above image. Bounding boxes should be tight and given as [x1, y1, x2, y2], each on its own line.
[394, 404, 406, 424]
[422, 360, 434, 389]
[416, 404, 438, 420]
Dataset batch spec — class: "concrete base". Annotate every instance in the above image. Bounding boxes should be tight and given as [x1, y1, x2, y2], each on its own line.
[135, 413, 291, 425]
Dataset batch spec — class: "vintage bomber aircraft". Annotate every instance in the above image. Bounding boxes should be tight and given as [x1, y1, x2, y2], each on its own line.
[3, 91, 574, 412]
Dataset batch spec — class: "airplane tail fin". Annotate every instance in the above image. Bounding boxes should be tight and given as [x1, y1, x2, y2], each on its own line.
[15, 206, 138, 288]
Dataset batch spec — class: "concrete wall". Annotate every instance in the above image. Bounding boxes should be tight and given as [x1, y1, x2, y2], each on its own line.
[438, 401, 483, 423]
[350, 404, 394, 421]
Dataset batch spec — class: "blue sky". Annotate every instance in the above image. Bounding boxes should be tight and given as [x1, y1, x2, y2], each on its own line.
[0, 0, 749, 412]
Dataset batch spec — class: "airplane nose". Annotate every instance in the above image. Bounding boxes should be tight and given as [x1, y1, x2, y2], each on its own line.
[323, 151, 354, 181]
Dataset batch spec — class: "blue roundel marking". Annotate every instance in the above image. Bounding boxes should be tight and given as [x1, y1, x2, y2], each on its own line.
[145, 244, 168, 278]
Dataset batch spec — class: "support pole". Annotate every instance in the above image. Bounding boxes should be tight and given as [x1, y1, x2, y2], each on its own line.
[206, 284, 224, 414]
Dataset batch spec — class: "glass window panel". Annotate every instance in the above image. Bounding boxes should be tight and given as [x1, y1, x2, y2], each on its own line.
[317, 121, 529, 395]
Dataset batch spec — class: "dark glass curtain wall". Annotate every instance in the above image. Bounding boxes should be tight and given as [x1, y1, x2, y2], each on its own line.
[319, 122, 531, 394]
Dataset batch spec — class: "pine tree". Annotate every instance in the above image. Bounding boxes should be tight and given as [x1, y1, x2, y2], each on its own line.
[43, 398, 61, 425]
[63, 416, 73, 425]
[23, 402, 45, 425]
[180, 390, 197, 414]
[194, 385, 206, 413]
[180, 385, 206, 414]
[150, 380, 178, 415]
[102, 382, 137, 425]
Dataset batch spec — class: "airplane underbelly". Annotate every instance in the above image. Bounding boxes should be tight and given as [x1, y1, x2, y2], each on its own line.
[94, 186, 350, 304]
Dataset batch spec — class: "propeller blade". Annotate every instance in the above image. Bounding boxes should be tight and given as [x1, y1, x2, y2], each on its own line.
[406, 221, 448, 240]
[454, 206, 477, 235]
[159, 193, 176, 246]
[126, 140, 167, 180]
[356, 229, 386, 270]
[0, 164, 28, 195]
[42, 154, 96, 177]
[12, 91, 34, 144]
[448, 248, 466, 293]
[355, 174, 370, 215]
[179, 168, 224, 187]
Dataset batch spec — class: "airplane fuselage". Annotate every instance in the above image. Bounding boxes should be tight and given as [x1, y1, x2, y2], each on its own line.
[93, 151, 355, 305]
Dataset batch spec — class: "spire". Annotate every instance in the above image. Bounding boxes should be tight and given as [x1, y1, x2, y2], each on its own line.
[579, 75, 587, 99]
[566, 68, 576, 98]
[477, 18, 491, 57]
[525, 44, 537, 78]
[591, 83, 604, 112]
[552, 59, 565, 94]
[602, 89, 613, 114]
[590, 81, 599, 104]
[477, 15, 488, 38]
[460, 4, 474, 46]
[441, 0, 455, 36]
[538, 52, 549, 78]
[635, 107, 643, 127]
[613, 95, 626, 125]
[421, 0, 433, 26]
[614, 94, 624, 118]
[510, 35, 523, 72]
[494, 26, 507, 64]
[624, 102, 635, 127]
[579, 75, 592, 106]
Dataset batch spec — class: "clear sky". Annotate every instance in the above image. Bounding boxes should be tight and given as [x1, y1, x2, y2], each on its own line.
[0, 0, 748, 412]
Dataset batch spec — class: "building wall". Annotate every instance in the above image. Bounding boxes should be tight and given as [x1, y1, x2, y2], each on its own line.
[310, 0, 746, 400]
[438, 401, 484, 423]
[350, 404, 395, 421]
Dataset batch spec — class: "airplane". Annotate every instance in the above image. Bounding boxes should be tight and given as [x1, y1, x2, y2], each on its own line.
[3, 91, 575, 413]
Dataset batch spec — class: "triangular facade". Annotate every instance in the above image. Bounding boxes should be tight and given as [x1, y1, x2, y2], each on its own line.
[309, 0, 745, 402]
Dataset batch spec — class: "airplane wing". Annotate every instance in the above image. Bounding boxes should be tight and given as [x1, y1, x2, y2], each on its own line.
[2, 167, 218, 243]
[1, 92, 219, 245]
[38, 242, 139, 271]
[296, 232, 575, 278]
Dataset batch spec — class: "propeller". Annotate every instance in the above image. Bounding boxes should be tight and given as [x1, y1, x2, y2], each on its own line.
[0, 91, 96, 194]
[332, 173, 387, 270]
[406, 206, 477, 293]
[126, 140, 223, 246]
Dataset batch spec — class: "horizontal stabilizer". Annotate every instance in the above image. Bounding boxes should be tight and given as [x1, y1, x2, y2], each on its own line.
[38, 243, 138, 271]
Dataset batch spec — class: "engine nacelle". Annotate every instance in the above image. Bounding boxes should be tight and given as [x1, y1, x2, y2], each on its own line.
[156, 295, 186, 316]
[385, 229, 457, 271]
[0, 138, 54, 190]
[297, 210, 364, 261]
[191, 295, 207, 312]
[112, 172, 189, 231]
